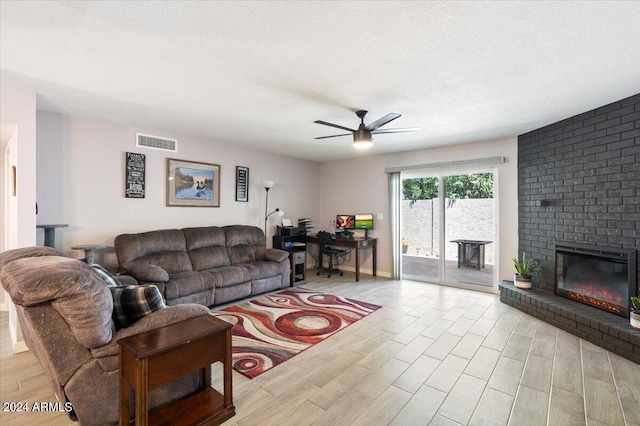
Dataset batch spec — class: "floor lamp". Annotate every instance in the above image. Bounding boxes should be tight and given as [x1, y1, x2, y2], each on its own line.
[263, 180, 283, 243]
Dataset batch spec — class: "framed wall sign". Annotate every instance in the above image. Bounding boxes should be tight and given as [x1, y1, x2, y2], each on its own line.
[125, 152, 146, 198]
[166, 158, 220, 207]
[236, 166, 249, 202]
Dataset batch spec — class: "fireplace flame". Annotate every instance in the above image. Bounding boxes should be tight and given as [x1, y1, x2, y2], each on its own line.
[570, 281, 624, 305]
[567, 292, 622, 314]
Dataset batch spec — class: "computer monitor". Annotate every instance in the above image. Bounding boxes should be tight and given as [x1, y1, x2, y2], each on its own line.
[355, 213, 374, 230]
[336, 214, 355, 230]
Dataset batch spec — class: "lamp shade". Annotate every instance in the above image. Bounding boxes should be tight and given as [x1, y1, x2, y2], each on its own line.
[263, 180, 275, 189]
[353, 128, 372, 148]
[353, 140, 373, 149]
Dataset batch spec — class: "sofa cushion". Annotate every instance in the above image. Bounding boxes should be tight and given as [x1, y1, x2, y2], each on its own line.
[183, 226, 231, 270]
[115, 229, 192, 274]
[241, 261, 284, 280]
[163, 271, 215, 301]
[223, 225, 265, 264]
[202, 265, 251, 288]
[110, 285, 166, 330]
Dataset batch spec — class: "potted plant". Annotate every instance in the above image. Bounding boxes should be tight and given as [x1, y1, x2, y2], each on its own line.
[512, 252, 538, 289]
[631, 296, 640, 330]
[402, 239, 409, 254]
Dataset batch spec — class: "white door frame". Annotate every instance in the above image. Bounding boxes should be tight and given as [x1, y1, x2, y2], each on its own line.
[400, 167, 499, 293]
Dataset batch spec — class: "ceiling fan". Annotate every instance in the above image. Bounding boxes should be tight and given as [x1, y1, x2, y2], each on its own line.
[314, 110, 420, 148]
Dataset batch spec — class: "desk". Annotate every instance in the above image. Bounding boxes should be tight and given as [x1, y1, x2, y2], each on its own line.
[307, 235, 377, 282]
[118, 315, 235, 426]
[450, 239, 492, 270]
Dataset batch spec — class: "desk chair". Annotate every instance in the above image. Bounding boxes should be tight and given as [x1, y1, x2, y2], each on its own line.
[316, 231, 346, 278]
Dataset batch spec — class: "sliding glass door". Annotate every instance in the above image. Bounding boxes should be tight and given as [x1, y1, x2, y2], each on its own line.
[401, 171, 495, 288]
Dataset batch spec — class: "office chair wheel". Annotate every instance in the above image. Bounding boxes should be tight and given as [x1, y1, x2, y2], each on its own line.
[327, 274, 331, 278]
[339, 271, 344, 276]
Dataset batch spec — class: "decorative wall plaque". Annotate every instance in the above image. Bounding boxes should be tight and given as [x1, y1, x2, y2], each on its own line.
[125, 152, 146, 198]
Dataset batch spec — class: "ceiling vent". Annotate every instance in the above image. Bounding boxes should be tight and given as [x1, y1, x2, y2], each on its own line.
[136, 133, 177, 152]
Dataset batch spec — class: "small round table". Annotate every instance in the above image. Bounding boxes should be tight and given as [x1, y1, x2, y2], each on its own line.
[71, 244, 106, 265]
[37, 224, 68, 248]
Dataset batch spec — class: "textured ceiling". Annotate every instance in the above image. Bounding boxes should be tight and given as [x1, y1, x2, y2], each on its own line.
[1, 1, 639, 162]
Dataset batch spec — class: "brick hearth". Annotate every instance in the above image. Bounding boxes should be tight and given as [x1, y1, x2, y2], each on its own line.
[500, 281, 640, 364]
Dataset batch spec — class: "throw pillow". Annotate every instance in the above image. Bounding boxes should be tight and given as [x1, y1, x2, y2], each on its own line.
[110, 285, 166, 330]
[92, 264, 120, 287]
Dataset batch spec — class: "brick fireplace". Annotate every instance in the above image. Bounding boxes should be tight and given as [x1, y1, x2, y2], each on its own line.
[500, 93, 640, 364]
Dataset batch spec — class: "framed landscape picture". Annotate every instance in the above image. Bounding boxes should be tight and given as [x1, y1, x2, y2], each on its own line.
[166, 158, 220, 207]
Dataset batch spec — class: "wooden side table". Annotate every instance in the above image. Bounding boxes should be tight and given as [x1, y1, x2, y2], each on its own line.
[288, 248, 306, 286]
[118, 315, 235, 426]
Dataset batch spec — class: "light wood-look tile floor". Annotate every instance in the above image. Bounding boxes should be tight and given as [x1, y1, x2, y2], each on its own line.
[2, 273, 639, 425]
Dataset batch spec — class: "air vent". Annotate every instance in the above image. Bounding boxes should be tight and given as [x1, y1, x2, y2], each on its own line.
[136, 133, 177, 152]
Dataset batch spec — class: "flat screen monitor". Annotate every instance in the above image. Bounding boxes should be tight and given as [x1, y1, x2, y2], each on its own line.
[336, 214, 355, 230]
[355, 213, 374, 230]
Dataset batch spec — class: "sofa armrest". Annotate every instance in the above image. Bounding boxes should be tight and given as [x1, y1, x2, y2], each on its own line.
[263, 248, 289, 263]
[90, 304, 211, 358]
[115, 274, 138, 286]
[125, 264, 170, 282]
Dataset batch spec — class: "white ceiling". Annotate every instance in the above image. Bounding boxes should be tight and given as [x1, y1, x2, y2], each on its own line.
[1, 1, 639, 162]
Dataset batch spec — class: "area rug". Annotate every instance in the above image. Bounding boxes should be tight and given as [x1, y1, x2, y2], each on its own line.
[211, 288, 381, 379]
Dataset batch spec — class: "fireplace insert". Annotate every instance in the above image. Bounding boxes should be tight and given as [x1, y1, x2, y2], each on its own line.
[555, 241, 636, 318]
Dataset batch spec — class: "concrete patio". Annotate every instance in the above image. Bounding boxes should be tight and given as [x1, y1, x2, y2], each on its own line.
[402, 255, 494, 287]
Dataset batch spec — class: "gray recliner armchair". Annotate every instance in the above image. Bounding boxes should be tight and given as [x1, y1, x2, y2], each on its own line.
[0, 246, 211, 426]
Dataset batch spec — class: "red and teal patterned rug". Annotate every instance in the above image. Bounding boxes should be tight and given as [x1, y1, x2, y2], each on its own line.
[211, 288, 381, 379]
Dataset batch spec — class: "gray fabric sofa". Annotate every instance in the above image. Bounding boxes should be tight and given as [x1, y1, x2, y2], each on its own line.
[0, 246, 211, 426]
[114, 225, 291, 307]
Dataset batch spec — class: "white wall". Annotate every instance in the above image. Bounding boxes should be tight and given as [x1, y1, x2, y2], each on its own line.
[1, 85, 37, 248]
[0, 84, 37, 352]
[29, 105, 518, 285]
[32, 106, 518, 285]
[36, 111, 319, 269]
[317, 137, 519, 288]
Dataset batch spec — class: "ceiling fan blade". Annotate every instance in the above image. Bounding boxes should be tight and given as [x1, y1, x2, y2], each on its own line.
[314, 120, 356, 133]
[366, 113, 401, 131]
[371, 128, 421, 135]
[314, 133, 352, 140]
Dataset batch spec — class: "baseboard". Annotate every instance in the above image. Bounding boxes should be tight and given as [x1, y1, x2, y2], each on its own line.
[8, 317, 29, 353]
[317, 265, 392, 279]
[12, 340, 29, 353]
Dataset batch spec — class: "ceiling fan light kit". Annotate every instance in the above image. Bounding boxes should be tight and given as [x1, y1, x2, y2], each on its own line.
[314, 110, 419, 148]
[353, 127, 373, 148]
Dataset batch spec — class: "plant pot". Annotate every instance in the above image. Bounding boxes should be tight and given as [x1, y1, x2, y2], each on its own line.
[402, 245, 408, 254]
[514, 274, 532, 289]
[631, 311, 640, 330]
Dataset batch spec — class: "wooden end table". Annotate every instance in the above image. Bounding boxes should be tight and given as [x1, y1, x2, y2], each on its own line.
[118, 315, 235, 426]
